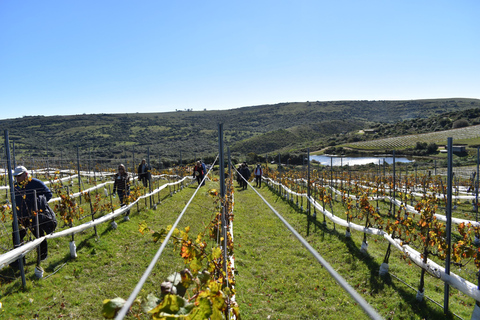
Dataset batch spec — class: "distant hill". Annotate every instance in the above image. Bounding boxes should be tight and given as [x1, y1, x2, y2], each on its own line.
[1, 98, 479, 166]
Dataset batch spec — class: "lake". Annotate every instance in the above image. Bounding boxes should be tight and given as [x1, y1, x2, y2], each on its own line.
[309, 155, 413, 167]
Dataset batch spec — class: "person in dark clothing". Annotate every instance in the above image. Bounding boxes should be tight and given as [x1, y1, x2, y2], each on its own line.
[113, 164, 131, 218]
[137, 159, 151, 188]
[193, 161, 205, 186]
[239, 163, 251, 190]
[236, 164, 242, 187]
[12, 166, 57, 262]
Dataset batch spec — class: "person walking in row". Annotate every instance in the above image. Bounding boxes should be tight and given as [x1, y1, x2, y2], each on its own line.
[12, 166, 57, 264]
[193, 161, 205, 186]
[138, 159, 151, 188]
[113, 164, 131, 219]
[254, 164, 263, 188]
[239, 163, 251, 190]
[236, 164, 242, 187]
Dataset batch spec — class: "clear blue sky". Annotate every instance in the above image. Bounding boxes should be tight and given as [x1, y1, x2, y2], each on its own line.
[1, 0, 479, 120]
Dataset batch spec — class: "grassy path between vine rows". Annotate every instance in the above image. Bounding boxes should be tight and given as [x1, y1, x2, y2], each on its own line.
[0, 177, 476, 319]
[233, 182, 472, 320]
[0, 180, 217, 319]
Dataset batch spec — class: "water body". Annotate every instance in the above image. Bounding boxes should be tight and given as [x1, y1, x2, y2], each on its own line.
[309, 155, 413, 167]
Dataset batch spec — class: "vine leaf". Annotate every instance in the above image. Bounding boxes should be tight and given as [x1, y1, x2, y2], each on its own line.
[152, 228, 167, 243]
[148, 294, 193, 319]
[101, 297, 126, 319]
[190, 258, 203, 273]
[211, 247, 222, 260]
[167, 272, 182, 286]
[138, 221, 150, 235]
[188, 294, 213, 320]
[142, 293, 161, 313]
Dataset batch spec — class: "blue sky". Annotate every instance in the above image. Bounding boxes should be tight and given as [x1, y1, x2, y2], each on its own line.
[1, 0, 479, 120]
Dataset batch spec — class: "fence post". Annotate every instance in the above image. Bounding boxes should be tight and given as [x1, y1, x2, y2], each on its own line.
[392, 150, 396, 218]
[476, 147, 479, 221]
[307, 148, 311, 236]
[12, 141, 16, 168]
[46, 140, 49, 177]
[5, 130, 26, 287]
[218, 123, 228, 290]
[147, 147, 153, 208]
[77, 146, 82, 204]
[132, 145, 135, 181]
[444, 137, 453, 316]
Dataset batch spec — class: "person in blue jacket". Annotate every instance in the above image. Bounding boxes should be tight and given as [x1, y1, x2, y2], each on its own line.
[12, 166, 57, 262]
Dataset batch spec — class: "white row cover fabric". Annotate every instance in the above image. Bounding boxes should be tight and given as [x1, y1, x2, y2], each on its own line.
[0, 176, 192, 270]
[264, 177, 480, 303]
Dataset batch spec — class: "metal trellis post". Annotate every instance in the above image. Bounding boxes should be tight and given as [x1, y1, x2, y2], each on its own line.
[444, 137, 453, 315]
[307, 148, 311, 236]
[5, 130, 26, 287]
[77, 146, 82, 204]
[218, 124, 228, 289]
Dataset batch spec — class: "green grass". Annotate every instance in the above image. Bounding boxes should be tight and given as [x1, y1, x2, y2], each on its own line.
[0, 176, 477, 319]
[234, 183, 473, 320]
[0, 179, 208, 319]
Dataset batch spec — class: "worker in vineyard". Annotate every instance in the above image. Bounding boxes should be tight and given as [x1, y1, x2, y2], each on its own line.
[11, 165, 57, 264]
[113, 164, 131, 218]
[201, 161, 207, 178]
[137, 159, 151, 188]
[239, 162, 251, 190]
[236, 164, 242, 187]
[193, 161, 205, 186]
[254, 164, 263, 188]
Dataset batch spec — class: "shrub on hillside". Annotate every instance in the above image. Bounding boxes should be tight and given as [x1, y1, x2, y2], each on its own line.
[452, 119, 470, 128]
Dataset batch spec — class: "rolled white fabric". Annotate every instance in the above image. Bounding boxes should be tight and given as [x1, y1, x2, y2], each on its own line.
[416, 289, 424, 302]
[35, 265, 44, 279]
[69, 241, 77, 258]
[360, 241, 368, 253]
[379, 263, 389, 276]
[471, 303, 480, 320]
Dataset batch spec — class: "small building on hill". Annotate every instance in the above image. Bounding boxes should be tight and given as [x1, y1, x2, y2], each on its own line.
[446, 144, 467, 153]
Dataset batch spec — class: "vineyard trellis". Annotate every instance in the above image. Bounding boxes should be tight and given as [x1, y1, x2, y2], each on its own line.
[5, 123, 480, 318]
[261, 149, 480, 319]
[346, 124, 480, 150]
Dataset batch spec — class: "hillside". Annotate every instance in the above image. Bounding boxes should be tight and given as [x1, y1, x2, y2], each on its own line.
[317, 105, 480, 157]
[1, 98, 479, 166]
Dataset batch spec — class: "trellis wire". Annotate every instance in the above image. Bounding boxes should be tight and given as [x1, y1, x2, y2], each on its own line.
[114, 156, 218, 320]
[241, 174, 383, 320]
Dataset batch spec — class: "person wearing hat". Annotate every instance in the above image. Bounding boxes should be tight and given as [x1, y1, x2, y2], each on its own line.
[254, 164, 264, 188]
[12, 165, 56, 262]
